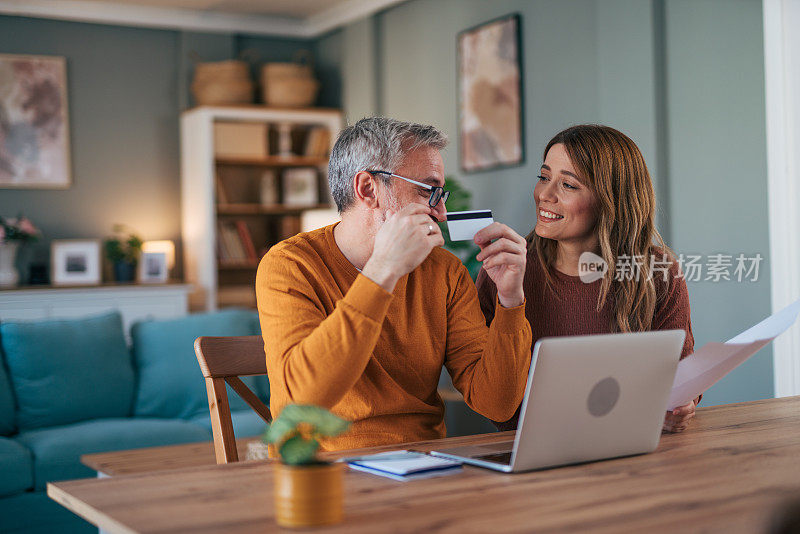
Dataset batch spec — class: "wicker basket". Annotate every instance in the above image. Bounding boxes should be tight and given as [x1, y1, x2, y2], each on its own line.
[194, 59, 250, 82]
[191, 78, 254, 105]
[262, 77, 319, 108]
[260, 51, 319, 108]
[191, 58, 254, 105]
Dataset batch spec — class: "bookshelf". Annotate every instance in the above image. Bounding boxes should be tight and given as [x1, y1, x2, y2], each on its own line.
[180, 106, 343, 310]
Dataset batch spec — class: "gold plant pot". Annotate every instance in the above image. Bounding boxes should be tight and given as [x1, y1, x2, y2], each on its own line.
[274, 462, 344, 528]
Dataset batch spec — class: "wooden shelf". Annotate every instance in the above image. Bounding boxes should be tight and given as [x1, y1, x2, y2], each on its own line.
[215, 156, 327, 167]
[182, 105, 343, 311]
[217, 285, 257, 307]
[218, 260, 260, 270]
[216, 203, 330, 215]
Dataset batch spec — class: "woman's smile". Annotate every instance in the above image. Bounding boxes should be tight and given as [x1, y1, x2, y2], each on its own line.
[538, 208, 564, 222]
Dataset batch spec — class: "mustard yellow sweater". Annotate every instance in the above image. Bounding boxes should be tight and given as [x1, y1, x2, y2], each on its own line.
[256, 224, 532, 451]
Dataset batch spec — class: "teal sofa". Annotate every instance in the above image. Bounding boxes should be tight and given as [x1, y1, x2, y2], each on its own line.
[0, 309, 269, 534]
[0, 308, 494, 533]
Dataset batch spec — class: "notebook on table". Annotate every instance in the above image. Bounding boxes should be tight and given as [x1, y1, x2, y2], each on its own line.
[343, 450, 462, 481]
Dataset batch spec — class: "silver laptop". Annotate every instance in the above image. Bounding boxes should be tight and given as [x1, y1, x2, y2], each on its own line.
[430, 330, 685, 473]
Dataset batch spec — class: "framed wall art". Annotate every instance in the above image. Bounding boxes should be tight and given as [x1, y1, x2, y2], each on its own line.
[458, 14, 524, 173]
[0, 54, 71, 188]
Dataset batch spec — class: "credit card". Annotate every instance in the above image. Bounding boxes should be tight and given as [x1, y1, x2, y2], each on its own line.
[446, 210, 494, 241]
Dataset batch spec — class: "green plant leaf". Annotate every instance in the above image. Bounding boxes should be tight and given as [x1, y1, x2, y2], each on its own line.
[263, 404, 349, 447]
[105, 239, 125, 262]
[104, 225, 143, 263]
[263, 417, 298, 444]
[279, 435, 320, 465]
[441, 176, 483, 263]
[444, 176, 472, 212]
[283, 405, 350, 436]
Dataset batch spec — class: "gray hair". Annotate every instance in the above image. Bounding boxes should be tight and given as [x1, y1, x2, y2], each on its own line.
[328, 117, 448, 212]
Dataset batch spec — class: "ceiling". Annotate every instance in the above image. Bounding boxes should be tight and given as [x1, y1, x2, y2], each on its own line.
[0, 0, 406, 37]
[75, 0, 349, 19]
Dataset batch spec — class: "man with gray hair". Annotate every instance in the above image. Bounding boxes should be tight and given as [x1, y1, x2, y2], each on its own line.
[256, 117, 531, 452]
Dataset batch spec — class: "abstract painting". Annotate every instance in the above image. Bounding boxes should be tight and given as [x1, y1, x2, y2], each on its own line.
[0, 54, 71, 188]
[458, 14, 524, 173]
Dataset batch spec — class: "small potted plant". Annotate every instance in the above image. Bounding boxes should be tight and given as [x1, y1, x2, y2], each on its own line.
[0, 215, 40, 288]
[263, 404, 350, 528]
[104, 224, 143, 282]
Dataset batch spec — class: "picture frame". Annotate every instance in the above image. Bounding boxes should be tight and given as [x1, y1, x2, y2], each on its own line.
[457, 14, 525, 173]
[139, 251, 168, 284]
[51, 240, 101, 286]
[0, 54, 72, 188]
[282, 167, 318, 206]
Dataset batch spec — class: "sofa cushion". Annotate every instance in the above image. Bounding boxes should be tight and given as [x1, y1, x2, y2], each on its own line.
[132, 309, 267, 419]
[15, 418, 211, 490]
[0, 437, 33, 496]
[190, 409, 269, 438]
[0, 352, 16, 435]
[1, 312, 134, 430]
[255, 370, 271, 404]
[0, 491, 96, 534]
[248, 312, 271, 403]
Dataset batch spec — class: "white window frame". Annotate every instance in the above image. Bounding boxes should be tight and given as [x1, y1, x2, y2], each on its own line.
[763, 0, 800, 397]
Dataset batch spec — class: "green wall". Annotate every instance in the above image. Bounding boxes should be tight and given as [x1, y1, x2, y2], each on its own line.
[0, 0, 773, 406]
[0, 16, 182, 277]
[330, 0, 772, 406]
[0, 16, 328, 279]
[663, 0, 771, 405]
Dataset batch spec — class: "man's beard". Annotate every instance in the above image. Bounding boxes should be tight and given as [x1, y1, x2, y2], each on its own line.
[380, 188, 403, 222]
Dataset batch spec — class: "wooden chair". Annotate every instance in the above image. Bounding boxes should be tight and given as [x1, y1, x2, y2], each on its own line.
[194, 335, 272, 464]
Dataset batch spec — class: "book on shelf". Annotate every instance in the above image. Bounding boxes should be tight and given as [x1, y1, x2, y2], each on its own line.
[215, 175, 229, 204]
[217, 222, 248, 262]
[217, 222, 233, 261]
[304, 126, 331, 158]
[235, 220, 258, 262]
[227, 223, 248, 261]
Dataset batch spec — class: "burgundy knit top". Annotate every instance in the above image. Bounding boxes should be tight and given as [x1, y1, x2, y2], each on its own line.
[476, 247, 695, 430]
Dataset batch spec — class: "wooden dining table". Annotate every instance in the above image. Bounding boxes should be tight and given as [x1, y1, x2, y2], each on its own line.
[49, 396, 800, 533]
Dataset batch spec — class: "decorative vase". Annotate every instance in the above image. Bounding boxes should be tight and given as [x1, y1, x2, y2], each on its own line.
[0, 241, 20, 288]
[274, 462, 343, 528]
[113, 260, 137, 283]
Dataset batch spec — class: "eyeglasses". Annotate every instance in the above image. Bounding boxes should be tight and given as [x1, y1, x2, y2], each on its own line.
[367, 170, 450, 208]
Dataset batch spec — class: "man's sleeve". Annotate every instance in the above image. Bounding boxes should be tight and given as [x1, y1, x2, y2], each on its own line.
[475, 267, 497, 327]
[443, 263, 532, 422]
[256, 250, 393, 408]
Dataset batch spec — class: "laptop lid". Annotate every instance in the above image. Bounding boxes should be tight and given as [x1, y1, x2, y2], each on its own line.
[508, 329, 685, 472]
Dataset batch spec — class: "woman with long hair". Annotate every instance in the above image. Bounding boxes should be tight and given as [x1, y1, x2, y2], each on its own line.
[476, 124, 699, 433]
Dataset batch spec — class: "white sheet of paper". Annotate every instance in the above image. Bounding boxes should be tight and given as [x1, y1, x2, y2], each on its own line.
[667, 298, 800, 409]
